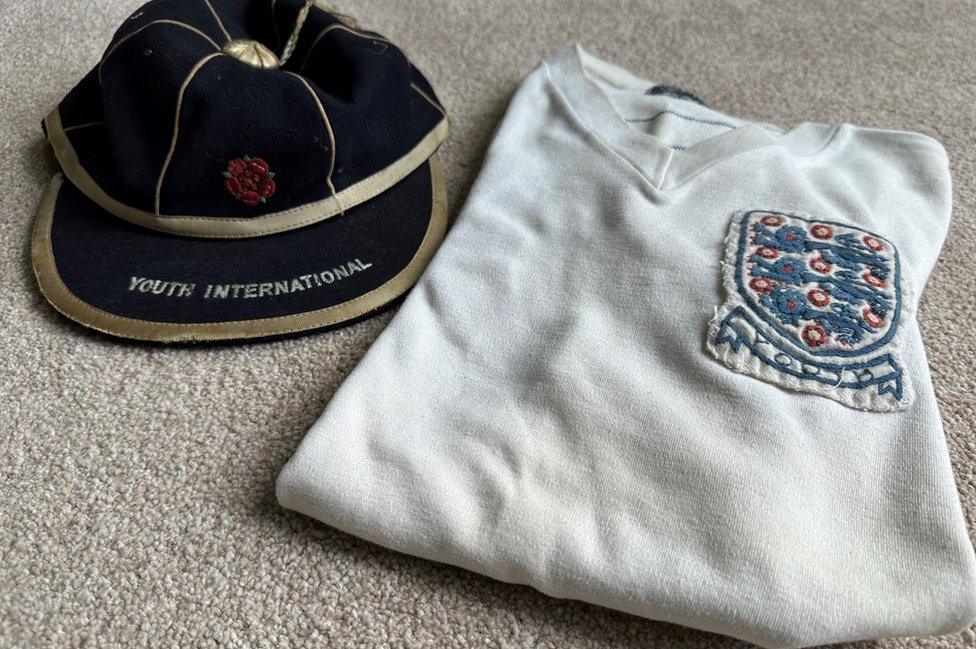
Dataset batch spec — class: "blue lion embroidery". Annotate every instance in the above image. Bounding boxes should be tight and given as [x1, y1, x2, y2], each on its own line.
[708, 210, 909, 411]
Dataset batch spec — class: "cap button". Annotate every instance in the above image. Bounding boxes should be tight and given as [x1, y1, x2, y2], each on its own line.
[222, 40, 280, 69]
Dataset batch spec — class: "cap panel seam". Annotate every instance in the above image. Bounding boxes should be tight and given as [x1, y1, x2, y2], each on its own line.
[98, 20, 221, 84]
[45, 105, 448, 238]
[297, 23, 396, 73]
[294, 23, 447, 129]
[201, 0, 233, 43]
[63, 121, 106, 133]
[410, 82, 446, 118]
[154, 52, 226, 215]
[284, 71, 342, 213]
[270, 0, 281, 49]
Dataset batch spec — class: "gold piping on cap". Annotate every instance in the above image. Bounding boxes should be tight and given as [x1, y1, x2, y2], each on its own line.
[44, 106, 448, 239]
[31, 158, 448, 343]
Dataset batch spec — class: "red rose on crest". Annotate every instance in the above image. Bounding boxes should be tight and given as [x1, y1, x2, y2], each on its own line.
[810, 224, 834, 240]
[862, 271, 886, 288]
[802, 322, 829, 347]
[807, 289, 831, 307]
[862, 308, 885, 328]
[809, 257, 833, 274]
[223, 155, 276, 206]
[862, 236, 884, 252]
[749, 277, 775, 294]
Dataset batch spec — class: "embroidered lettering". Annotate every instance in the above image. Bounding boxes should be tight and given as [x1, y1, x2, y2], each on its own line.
[126, 259, 374, 303]
[127, 276, 195, 298]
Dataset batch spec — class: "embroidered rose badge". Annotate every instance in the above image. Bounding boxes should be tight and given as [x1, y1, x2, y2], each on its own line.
[222, 155, 276, 206]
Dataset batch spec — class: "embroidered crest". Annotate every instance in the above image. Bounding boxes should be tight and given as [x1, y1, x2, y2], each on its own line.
[707, 210, 912, 412]
[222, 155, 276, 206]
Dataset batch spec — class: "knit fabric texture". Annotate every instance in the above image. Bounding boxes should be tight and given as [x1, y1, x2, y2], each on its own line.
[3, 1, 976, 647]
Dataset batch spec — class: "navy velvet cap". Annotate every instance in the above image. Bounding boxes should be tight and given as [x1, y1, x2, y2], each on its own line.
[33, 0, 449, 343]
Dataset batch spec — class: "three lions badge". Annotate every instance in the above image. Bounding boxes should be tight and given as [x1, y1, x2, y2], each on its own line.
[707, 210, 911, 412]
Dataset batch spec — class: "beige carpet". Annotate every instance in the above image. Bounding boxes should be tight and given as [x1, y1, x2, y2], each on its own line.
[2, 0, 975, 646]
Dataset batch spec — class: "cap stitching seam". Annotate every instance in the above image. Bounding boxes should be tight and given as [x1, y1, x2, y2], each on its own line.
[298, 23, 395, 73]
[62, 121, 106, 133]
[201, 0, 232, 43]
[97, 20, 221, 84]
[410, 82, 446, 118]
[270, 0, 281, 49]
[285, 71, 343, 213]
[154, 52, 225, 215]
[45, 110, 448, 237]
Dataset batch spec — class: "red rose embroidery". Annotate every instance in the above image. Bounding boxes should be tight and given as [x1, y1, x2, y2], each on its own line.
[749, 277, 775, 294]
[862, 308, 885, 328]
[223, 155, 276, 206]
[809, 257, 833, 274]
[862, 235, 884, 252]
[862, 271, 886, 288]
[810, 224, 834, 240]
[807, 289, 831, 307]
[802, 322, 829, 347]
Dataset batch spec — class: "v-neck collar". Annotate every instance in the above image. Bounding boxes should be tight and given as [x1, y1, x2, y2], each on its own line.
[544, 45, 780, 191]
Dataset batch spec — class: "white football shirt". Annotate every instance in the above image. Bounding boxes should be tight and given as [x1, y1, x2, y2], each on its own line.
[278, 45, 976, 648]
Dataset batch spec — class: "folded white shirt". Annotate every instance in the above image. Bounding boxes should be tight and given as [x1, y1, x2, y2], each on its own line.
[278, 45, 976, 648]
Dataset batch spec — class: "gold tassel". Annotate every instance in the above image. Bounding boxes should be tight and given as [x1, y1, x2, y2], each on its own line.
[278, 0, 315, 66]
[278, 1, 361, 67]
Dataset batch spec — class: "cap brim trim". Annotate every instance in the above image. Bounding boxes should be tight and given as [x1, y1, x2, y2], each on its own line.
[44, 106, 449, 239]
[31, 157, 447, 343]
